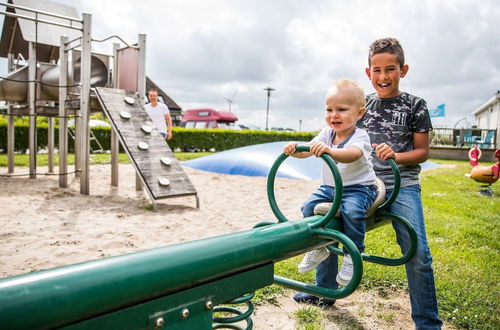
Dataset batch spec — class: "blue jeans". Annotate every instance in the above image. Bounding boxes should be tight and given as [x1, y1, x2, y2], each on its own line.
[301, 184, 377, 253]
[315, 185, 442, 329]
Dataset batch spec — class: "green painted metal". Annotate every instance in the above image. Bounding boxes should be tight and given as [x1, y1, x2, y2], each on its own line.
[267, 144, 343, 227]
[65, 264, 271, 330]
[376, 158, 401, 212]
[266, 145, 418, 296]
[327, 211, 418, 266]
[212, 293, 255, 328]
[0, 218, 335, 329]
[275, 226, 363, 299]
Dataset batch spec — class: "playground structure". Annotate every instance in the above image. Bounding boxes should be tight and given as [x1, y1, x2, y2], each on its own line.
[467, 145, 500, 196]
[0, 0, 198, 209]
[0, 145, 418, 329]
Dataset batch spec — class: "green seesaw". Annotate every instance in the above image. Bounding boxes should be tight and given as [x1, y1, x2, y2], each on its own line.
[0, 145, 417, 329]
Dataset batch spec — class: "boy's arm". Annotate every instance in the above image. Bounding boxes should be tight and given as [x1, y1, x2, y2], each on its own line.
[373, 132, 430, 165]
[311, 143, 362, 163]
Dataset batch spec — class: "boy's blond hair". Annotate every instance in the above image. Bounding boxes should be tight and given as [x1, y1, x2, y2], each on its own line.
[326, 78, 365, 108]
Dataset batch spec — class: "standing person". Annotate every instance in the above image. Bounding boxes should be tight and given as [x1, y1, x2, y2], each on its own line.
[286, 79, 378, 306]
[364, 37, 442, 329]
[296, 38, 442, 329]
[145, 88, 173, 140]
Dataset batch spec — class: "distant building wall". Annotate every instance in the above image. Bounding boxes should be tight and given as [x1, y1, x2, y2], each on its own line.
[472, 91, 500, 148]
[429, 147, 497, 162]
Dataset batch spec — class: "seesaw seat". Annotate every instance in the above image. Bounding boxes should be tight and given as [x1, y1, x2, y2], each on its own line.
[313, 177, 386, 218]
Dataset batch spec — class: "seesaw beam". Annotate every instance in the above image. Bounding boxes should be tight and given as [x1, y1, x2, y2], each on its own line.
[0, 216, 338, 329]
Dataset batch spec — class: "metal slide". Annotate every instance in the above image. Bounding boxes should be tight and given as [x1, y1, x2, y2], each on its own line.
[94, 87, 198, 208]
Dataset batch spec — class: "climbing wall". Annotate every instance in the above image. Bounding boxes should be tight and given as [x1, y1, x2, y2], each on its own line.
[94, 87, 198, 205]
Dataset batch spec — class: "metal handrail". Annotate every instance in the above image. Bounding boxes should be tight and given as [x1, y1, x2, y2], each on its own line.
[0, 1, 83, 27]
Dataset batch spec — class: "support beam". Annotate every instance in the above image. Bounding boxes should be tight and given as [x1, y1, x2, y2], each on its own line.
[58, 35, 69, 187]
[28, 42, 37, 179]
[135, 33, 147, 191]
[110, 42, 120, 186]
[7, 104, 14, 174]
[48, 117, 54, 173]
[7, 54, 14, 174]
[79, 13, 92, 194]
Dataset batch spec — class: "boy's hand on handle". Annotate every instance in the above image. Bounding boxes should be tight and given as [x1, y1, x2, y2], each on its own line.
[372, 143, 396, 161]
[283, 142, 298, 156]
[310, 142, 330, 157]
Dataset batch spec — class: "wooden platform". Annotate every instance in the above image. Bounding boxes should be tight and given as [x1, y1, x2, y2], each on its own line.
[95, 87, 198, 207]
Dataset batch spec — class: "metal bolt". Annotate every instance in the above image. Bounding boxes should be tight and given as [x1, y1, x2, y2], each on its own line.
[155, 317, 165, 328]
[205, 301, 213, 310]
[180, 308, 190, 319]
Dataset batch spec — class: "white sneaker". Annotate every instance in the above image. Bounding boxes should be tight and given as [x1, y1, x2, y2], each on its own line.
[298, 247, 330, 274]
[336, 254, 353, 286]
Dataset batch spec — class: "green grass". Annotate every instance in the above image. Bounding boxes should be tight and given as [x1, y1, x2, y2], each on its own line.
[253, 284, 284, 306]
[294, 306, 324, 329]
[0, 152, 211, 167]
[275, 159, 500, 329]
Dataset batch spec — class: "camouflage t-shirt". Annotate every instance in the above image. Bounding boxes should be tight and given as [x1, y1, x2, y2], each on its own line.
[359, 92, 433, 188]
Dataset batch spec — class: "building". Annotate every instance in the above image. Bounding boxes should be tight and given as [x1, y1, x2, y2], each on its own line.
[472, 91, 500, 148]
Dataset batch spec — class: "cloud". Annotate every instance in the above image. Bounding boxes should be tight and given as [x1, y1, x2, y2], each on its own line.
[1, 0, 499, 131]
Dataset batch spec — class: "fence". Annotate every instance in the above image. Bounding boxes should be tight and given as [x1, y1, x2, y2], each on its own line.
[431, 128, 497, 149]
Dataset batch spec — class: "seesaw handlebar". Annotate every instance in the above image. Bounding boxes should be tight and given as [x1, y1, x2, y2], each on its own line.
[266, 144, 407, 299]
[267, 144, 401, 223]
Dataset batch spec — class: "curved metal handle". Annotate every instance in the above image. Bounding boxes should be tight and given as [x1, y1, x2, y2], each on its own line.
[266, 144, 343, 227]
[328, 211, 418, 266]
[376, 158, 400, 212]
[274, 227, 363, 300]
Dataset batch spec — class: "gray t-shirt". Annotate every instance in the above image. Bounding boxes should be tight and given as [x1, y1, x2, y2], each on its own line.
[359, 92, 433, 189]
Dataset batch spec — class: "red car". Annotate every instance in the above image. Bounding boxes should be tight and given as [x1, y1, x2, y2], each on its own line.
[181, 108, 240, 130]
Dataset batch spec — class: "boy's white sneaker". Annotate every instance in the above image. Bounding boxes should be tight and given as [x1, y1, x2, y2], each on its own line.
[336, 254, 353, 286]
[298, 247, 330, 274]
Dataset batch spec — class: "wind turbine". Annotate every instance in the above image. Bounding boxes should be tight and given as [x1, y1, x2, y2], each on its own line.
[223, 89, 238, 112]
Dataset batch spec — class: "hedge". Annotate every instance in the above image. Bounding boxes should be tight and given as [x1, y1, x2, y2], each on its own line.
[0, 124, 316, 153]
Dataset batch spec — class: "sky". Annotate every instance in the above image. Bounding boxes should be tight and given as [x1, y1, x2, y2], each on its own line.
[1, 0, 499, 131]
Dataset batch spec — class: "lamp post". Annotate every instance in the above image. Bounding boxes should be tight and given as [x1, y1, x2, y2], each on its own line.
[264, 87, 275, 131]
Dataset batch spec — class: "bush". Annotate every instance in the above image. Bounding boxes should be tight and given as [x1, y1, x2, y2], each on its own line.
[168, 128, 316, 151]
[0, 122, 316, 153]
[0, 122, 113, 153]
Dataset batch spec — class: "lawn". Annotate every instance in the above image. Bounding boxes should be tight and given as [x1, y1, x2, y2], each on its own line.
[1, 155, 498, 328]
[0, 152, 212, 167]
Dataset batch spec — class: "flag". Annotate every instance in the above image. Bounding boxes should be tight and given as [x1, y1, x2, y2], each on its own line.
[429, 104, 446, 117]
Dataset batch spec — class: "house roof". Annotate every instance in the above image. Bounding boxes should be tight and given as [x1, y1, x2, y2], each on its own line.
[472, 91, 500, 115]
[146, 76, 182, 112]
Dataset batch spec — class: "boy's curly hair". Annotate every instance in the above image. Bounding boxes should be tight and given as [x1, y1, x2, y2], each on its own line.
[368, 38, 405, 68]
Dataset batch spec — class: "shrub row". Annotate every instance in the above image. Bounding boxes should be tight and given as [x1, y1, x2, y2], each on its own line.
[0, 124, 113, 153]
[169, 128, 316, 151]
[0, 124, 316, 153]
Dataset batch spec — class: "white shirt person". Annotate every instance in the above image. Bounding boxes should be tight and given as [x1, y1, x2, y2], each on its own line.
[145, 89, 173, 140]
